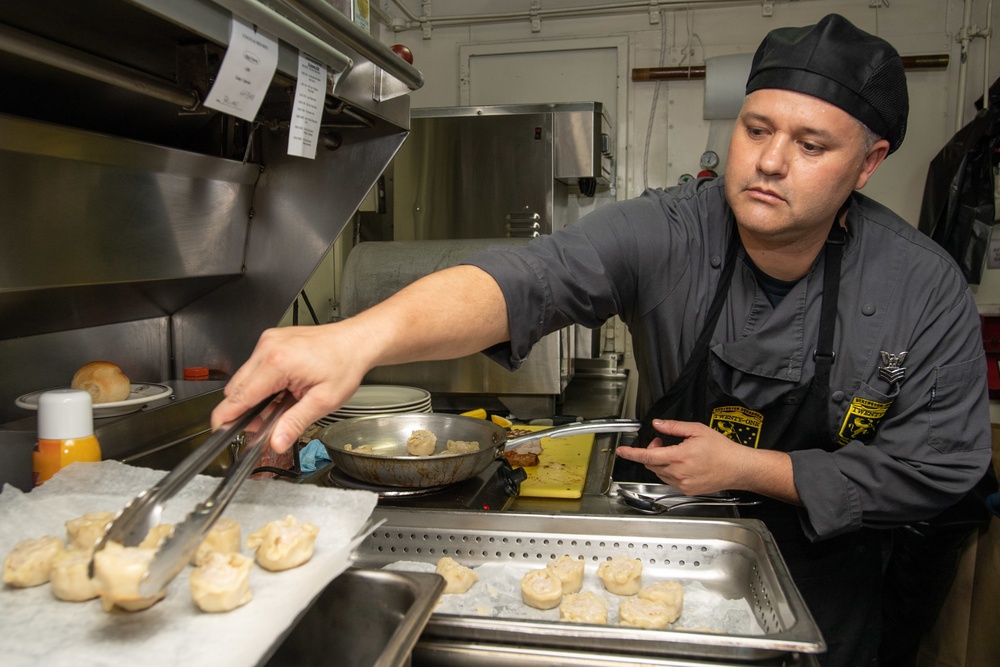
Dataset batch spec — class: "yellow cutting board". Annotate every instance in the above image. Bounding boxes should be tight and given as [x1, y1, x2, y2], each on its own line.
[512, 425, 596, 499]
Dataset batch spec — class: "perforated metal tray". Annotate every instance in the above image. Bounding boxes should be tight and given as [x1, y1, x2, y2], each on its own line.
[353, 509, 825, 663]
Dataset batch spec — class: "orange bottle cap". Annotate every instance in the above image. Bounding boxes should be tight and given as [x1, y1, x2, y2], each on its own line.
[184, 367, 210, 381]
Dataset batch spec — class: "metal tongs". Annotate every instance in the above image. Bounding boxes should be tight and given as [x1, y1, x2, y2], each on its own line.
[89, 391, 294, 597]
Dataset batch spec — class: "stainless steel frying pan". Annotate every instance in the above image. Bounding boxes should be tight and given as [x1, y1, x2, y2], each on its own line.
[318, 414, 640, 488]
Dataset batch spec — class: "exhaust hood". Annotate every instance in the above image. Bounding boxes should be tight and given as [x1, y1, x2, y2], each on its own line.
[0, 0, 421, 425]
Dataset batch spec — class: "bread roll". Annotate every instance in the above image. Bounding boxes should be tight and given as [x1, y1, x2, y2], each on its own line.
[71, 361, 130, 404]
[637, 581, 684, 623]
[559, 591, 608, 624]
[547, 555, 585, 594]
[65, 511, 114, 551]
[597, 556, 643, 596]
[50, 548, 100, 602]
[245, 515, 319, 571]
[519, 568, 564, 610]
[190, 518, 242, 566]
[3, 536, 65, 588]
[435, 556, 478, 594]
[91, 541, 165, 612]
[406, 429, 437, 456]
[619, 597, 674, 628]
[189, 552, 254, 613]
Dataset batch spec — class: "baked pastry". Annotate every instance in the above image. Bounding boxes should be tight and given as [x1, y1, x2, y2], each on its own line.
[65, 511, 114, 551]
[559, 591, 608, 624]
[546, 555, 585, 594]
[70, 361, 131, 404]
[638, 581, 684, 623]
[435, 556, 478, 594]
[406, 429, 437, 456]
[245, 515, 319, 571]
[91, 541, 165, 612]
[49, 548, 100, 602]
[619, 596, 674, 628]
[519, 568, 564, 610]
[3, 535, 65, 588]
[190, 518, 242, 566]
[597, 556, 643, 596]
[139, 524, 174, 550]
[189, 551, 254, 612]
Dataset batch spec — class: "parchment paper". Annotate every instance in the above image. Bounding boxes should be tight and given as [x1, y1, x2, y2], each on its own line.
[0, 460, 378, 667]
[385, 559, 761, 635]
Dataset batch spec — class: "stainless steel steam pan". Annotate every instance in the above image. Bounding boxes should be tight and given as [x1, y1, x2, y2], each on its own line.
[353, 509, 826, 663]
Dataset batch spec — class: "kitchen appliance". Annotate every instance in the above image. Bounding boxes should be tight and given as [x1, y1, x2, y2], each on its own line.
[391, 102, 614, 241]
[0, 0, 419, 439]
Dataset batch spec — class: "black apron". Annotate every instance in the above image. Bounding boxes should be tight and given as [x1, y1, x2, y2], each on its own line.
[617, 224, 885, 667]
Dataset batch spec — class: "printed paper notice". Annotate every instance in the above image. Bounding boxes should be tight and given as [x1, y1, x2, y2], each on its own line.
[204, 17, 278, 122]
[287, 53, 329, 159]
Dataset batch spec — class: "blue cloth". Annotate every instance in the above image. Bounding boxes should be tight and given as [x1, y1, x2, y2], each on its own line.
[299, 439, 332, 474]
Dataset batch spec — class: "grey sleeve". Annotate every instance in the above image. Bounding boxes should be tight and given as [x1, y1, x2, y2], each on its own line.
[464, 193, 689, 370]
[792, 282, 992, 540]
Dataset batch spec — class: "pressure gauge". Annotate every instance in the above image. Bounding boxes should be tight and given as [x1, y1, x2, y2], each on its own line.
[677, 173, 695, 185]
[700, 150, 720, 170]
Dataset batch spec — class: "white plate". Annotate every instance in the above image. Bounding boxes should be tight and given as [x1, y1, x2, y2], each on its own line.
[15, 383, 174, 417]
[332, 400, 433, 416]
[342, 385, 432, 411]
[316, 404, 433, 427]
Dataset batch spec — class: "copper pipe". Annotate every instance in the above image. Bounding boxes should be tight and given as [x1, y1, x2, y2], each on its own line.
[632, 54, 950, 82]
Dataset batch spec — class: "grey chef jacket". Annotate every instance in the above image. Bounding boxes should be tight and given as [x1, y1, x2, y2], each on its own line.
[466, 176, 992, 542]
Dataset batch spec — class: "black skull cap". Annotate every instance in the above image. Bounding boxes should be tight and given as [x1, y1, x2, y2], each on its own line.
[745, 14, 908, 154]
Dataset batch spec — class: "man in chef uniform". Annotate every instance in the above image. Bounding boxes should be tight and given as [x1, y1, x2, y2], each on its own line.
[214, 14, 992, 666]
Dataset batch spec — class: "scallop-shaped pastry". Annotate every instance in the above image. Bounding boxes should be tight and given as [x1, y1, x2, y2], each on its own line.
[519, 568, 564, 610]
[189, 551, 254, 613]
[435, 556, 478, 594]
[190, 518, 242, 567]
[138, 524, 174, 550]
[597, 556, 643, 596]
[406, 429, 437, 456]
[65, 512, 114, 551]
[245, 515, 319, 572]
[619, 597, 674, 628]
[546, 555, 585, 594]
[638, 581, 684, 624]
[3, 535, 64, 588]
[559, 591, 608, 624]
[91, 541, 165, 612]
[49, 548, 99, 602]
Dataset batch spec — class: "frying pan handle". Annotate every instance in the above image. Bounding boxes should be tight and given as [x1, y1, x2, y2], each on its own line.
[503, 419, 641, 450]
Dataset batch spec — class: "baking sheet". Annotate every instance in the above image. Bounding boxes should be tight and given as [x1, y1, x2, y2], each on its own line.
[0, 460, 378, 667]
[384, 559, 759, 634]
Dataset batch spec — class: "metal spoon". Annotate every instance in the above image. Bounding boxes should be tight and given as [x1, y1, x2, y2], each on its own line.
[617, 489, 761, 514]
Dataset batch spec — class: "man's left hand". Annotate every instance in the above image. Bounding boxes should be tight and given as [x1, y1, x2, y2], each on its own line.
[615, 419, 800, 503]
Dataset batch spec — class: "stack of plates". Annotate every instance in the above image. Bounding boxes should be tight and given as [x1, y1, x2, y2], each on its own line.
[315, 385, 432, 426]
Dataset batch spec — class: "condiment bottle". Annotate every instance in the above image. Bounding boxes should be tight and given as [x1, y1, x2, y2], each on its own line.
[32, 389, 101, 486]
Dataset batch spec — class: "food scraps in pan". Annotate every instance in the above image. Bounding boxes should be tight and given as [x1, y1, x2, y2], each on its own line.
[343, 430, 481, 457]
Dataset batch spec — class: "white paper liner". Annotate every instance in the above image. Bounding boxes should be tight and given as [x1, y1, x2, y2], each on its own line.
[0, 460, 377, 667]
[385, 559, 762, 635]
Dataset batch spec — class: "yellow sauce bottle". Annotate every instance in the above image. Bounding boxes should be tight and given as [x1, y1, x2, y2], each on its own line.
[33, 389, 101, 486]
